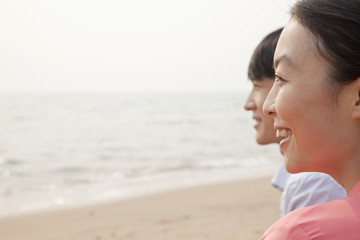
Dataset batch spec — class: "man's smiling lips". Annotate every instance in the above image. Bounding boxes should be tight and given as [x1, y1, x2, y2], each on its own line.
[253, 116, 261, 129]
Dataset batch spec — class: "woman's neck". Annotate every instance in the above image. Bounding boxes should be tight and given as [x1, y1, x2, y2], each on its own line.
[335, 155, 360, 195]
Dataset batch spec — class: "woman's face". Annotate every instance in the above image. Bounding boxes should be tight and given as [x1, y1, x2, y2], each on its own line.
[263, 18, 357, 175]
[244, 78, 280, 145]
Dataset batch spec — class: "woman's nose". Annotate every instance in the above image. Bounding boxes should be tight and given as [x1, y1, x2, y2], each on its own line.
[263, 86, 277, 117]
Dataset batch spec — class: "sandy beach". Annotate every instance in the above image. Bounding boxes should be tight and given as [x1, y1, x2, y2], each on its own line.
[0, 177, 280, 240]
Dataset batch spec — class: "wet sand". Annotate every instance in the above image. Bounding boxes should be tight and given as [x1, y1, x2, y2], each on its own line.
[0, 177, 280, 240]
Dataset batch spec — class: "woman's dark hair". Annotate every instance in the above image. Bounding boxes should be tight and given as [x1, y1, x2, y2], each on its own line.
[291, 0, 360, 89]
[248, 27, 283, 81]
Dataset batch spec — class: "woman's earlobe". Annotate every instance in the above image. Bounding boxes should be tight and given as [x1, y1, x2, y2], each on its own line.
[356, 91, 360, 106]
[351, 81, 360, 119]
[350, 77, 360, 119]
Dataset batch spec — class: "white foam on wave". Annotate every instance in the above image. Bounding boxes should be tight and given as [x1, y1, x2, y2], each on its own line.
[0, 159, 282, 218]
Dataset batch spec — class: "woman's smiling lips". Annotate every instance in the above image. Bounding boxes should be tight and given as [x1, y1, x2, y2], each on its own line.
[275, 127, 293, 148]
[276, 128, 292, 138]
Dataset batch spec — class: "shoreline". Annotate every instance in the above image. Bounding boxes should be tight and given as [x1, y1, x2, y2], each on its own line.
[0, 161, 281, 218]
[0, 176, 281, 240]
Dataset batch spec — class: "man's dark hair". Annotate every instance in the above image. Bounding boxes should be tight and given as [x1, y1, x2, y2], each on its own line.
[247, 28, 283, 81]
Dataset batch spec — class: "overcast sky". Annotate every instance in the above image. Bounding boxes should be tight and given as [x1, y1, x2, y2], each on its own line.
[0, 0, 294, 93]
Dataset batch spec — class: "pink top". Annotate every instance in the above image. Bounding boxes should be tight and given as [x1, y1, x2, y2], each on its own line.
[261, 180, 360, 240]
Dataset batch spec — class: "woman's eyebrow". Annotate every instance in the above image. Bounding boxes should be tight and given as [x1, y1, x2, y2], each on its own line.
[274, 54, 295, 70]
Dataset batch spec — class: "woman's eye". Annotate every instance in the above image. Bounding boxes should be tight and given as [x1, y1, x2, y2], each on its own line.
[275, 75, 286, 84]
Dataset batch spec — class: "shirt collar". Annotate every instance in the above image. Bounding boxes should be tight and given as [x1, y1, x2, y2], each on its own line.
[271, 164, 290, 192]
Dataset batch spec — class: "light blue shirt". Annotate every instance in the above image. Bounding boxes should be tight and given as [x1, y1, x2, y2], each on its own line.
[272, 164, 347, 216]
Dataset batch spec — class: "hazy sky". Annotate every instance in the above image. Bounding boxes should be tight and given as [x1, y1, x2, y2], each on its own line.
[0, 0, 294, 93]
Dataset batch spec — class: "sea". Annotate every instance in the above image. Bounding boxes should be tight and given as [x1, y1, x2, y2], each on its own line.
[0, 91, 282, 217]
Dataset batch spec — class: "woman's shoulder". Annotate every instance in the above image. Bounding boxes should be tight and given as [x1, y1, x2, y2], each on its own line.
[262, 196, 360, 240]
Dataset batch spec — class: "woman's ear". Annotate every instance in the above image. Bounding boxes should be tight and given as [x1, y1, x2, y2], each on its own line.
[356, 92, 360, 106]
[351, 77, 360, 119]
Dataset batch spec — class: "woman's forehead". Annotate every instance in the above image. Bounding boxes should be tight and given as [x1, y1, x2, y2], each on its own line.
[274, 19, 318, 71]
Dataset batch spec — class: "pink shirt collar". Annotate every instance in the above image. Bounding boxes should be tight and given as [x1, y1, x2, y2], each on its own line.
[349, 180, 360, 197]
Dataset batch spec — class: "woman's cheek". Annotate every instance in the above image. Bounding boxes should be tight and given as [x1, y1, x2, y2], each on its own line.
[275, 92, 293, 121]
